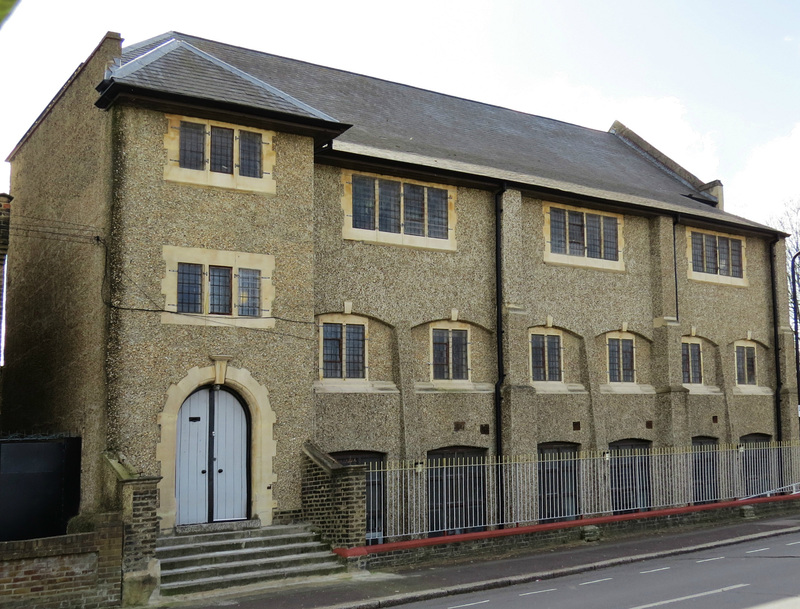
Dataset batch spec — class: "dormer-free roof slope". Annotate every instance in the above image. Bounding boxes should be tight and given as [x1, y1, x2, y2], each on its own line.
[99, 32, 771, 232]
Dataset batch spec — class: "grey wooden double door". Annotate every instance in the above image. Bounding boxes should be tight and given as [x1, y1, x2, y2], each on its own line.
[176, 386, 249, 525]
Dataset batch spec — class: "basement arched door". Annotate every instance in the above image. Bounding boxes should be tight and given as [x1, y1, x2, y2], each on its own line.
[175, 386, 249, 525]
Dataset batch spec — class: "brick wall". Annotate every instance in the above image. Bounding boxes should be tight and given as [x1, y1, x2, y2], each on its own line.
[344, 496, 800, 570]
[301, 452, 366, 548]
[0, 513, 122, 609]
[120, 478, 159, 574]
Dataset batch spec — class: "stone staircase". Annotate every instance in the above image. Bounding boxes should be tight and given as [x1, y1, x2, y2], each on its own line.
[156, 524, 347, 596]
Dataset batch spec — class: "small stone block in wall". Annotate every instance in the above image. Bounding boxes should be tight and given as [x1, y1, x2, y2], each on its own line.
[581, 525, 601, 542]
[740, 505, 756, 519]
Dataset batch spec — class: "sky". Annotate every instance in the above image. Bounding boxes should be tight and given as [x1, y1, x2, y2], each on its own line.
[1, 0, 799, 227]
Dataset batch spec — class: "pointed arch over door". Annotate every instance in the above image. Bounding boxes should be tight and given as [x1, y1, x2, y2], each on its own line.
[176, 386, 249, 525]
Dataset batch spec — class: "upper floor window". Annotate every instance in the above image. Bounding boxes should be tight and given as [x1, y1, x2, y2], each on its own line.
[341, 170, 457, 251]
[162, 246, 275, 329]
[530, 331, 562, 382]
[686, 228, 747, 286]
[682, 339, 703, 384]
[607, 333, 635, 383]
[543, 203, 624, 271]
[735, 342, 757, 385]
[432, 326, 469, 381]
[322, 321, 366, 380]
[164, 115, 276, 194]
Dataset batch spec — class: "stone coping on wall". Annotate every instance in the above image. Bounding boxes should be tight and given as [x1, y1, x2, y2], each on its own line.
[333, 494, 800, 558]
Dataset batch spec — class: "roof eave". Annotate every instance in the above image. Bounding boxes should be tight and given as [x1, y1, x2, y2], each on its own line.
[317, 147, 784, 238]
[94, 81, 351, 145]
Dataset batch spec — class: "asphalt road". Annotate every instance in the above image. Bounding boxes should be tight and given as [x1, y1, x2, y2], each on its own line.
[398, 532, 800, 609]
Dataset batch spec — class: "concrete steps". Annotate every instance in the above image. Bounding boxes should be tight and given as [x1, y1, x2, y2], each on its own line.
[156, 524, 346, 596]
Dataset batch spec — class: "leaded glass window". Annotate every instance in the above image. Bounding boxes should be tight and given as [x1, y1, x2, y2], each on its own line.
[682, 342, 702, 384]
[433, 328, 469, 380]
[379, 180, 401, 233]
[350, 174, 450, 241]
[427, 187, 449, 239]
[736, 345, 756, 385]
[346, 324, 366, 379]
[550, 208, 567, 254]
[208, 266, 232, 315]
[352, 175, 376, 230]
[210, 127, 234, 174]
[239, 130, 262, 178]
[177, 263, 202, 313]
[608, 337, 635, 383]
[549, 206, 619, 261]
[404, 183, 425, 236]
[237, 268, 260, 317]
[179, 122, 205, 170]
[322, 322, 366, 379]
[322, 323, 343, 379]
[531, 333, 562, 382]
[691, 231, 744, 278]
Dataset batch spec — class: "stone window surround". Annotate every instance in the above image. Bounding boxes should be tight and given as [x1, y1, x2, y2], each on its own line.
[542, 201, 625, 272]
[340, 169, 457, 251]
[685, 226, 748, 287]
[161, 245, 276, 329]
[681, 335, 723, 395]
[163, 114, 277, 195]
[317, 313, 370, 382]
[314, 313, 399, 394]
[732, 339, 773, 395]
[600, 330, 656, 395]
[529, 327, 563, 383]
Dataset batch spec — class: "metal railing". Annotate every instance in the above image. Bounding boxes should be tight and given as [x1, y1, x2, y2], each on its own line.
[364, 442, 800, 543]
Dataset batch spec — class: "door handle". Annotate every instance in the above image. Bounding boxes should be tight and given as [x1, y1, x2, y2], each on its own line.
[201, 470, 207, 474]
[218, 469, 223, 473]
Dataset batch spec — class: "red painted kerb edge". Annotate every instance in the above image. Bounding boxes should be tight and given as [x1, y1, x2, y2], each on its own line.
[333, 494, 800, 558]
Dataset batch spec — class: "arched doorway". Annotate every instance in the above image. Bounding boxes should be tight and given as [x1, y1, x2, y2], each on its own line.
[609, 439, 652, 514]
[176, 386, 250, 525]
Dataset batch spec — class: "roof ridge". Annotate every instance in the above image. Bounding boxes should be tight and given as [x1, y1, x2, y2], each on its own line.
[177, 41, 336, 123]
[121, 31, 178, 55]
[161, 32, 610, 135]
[113, 38, 179, 78]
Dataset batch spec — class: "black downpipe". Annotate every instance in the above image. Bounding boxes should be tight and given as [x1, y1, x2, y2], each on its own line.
[494, 185, 507, 525]
[791, 252, 800, 425]
[769, 240, 784, 442]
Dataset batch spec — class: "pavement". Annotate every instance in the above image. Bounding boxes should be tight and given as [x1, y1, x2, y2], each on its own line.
[156, 513, 800, 609]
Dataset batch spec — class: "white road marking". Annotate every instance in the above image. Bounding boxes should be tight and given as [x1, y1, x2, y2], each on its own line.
[640, 567, 670, 573]
[786, 541, 800, 546]
[746, 547, 769, 553]
[519, 588, 557, 596]
[626, 583, 750, 609]
[696, 557, 724, 563]
[579, 577, 613, 585]
[448, 601, 490, 609]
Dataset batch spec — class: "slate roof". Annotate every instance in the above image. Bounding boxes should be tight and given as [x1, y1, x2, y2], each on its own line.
[107, 32, 773, 233]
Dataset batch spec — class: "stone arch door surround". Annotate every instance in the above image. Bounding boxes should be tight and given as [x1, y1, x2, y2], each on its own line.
[156, 358, 276, 531]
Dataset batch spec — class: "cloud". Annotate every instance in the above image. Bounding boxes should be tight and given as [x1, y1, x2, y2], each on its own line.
[495, 75, 720, 183]
[725, 124, 800, 225]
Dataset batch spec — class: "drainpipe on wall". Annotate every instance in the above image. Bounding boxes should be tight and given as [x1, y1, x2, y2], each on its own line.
[672, 214, 681, 322]
[494, 184, 507, 526]
[769, 238, 784, 442]
[791, 251, 800, 422]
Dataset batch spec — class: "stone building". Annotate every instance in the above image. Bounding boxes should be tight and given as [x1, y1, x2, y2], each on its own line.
[2, 30, 797, 544]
